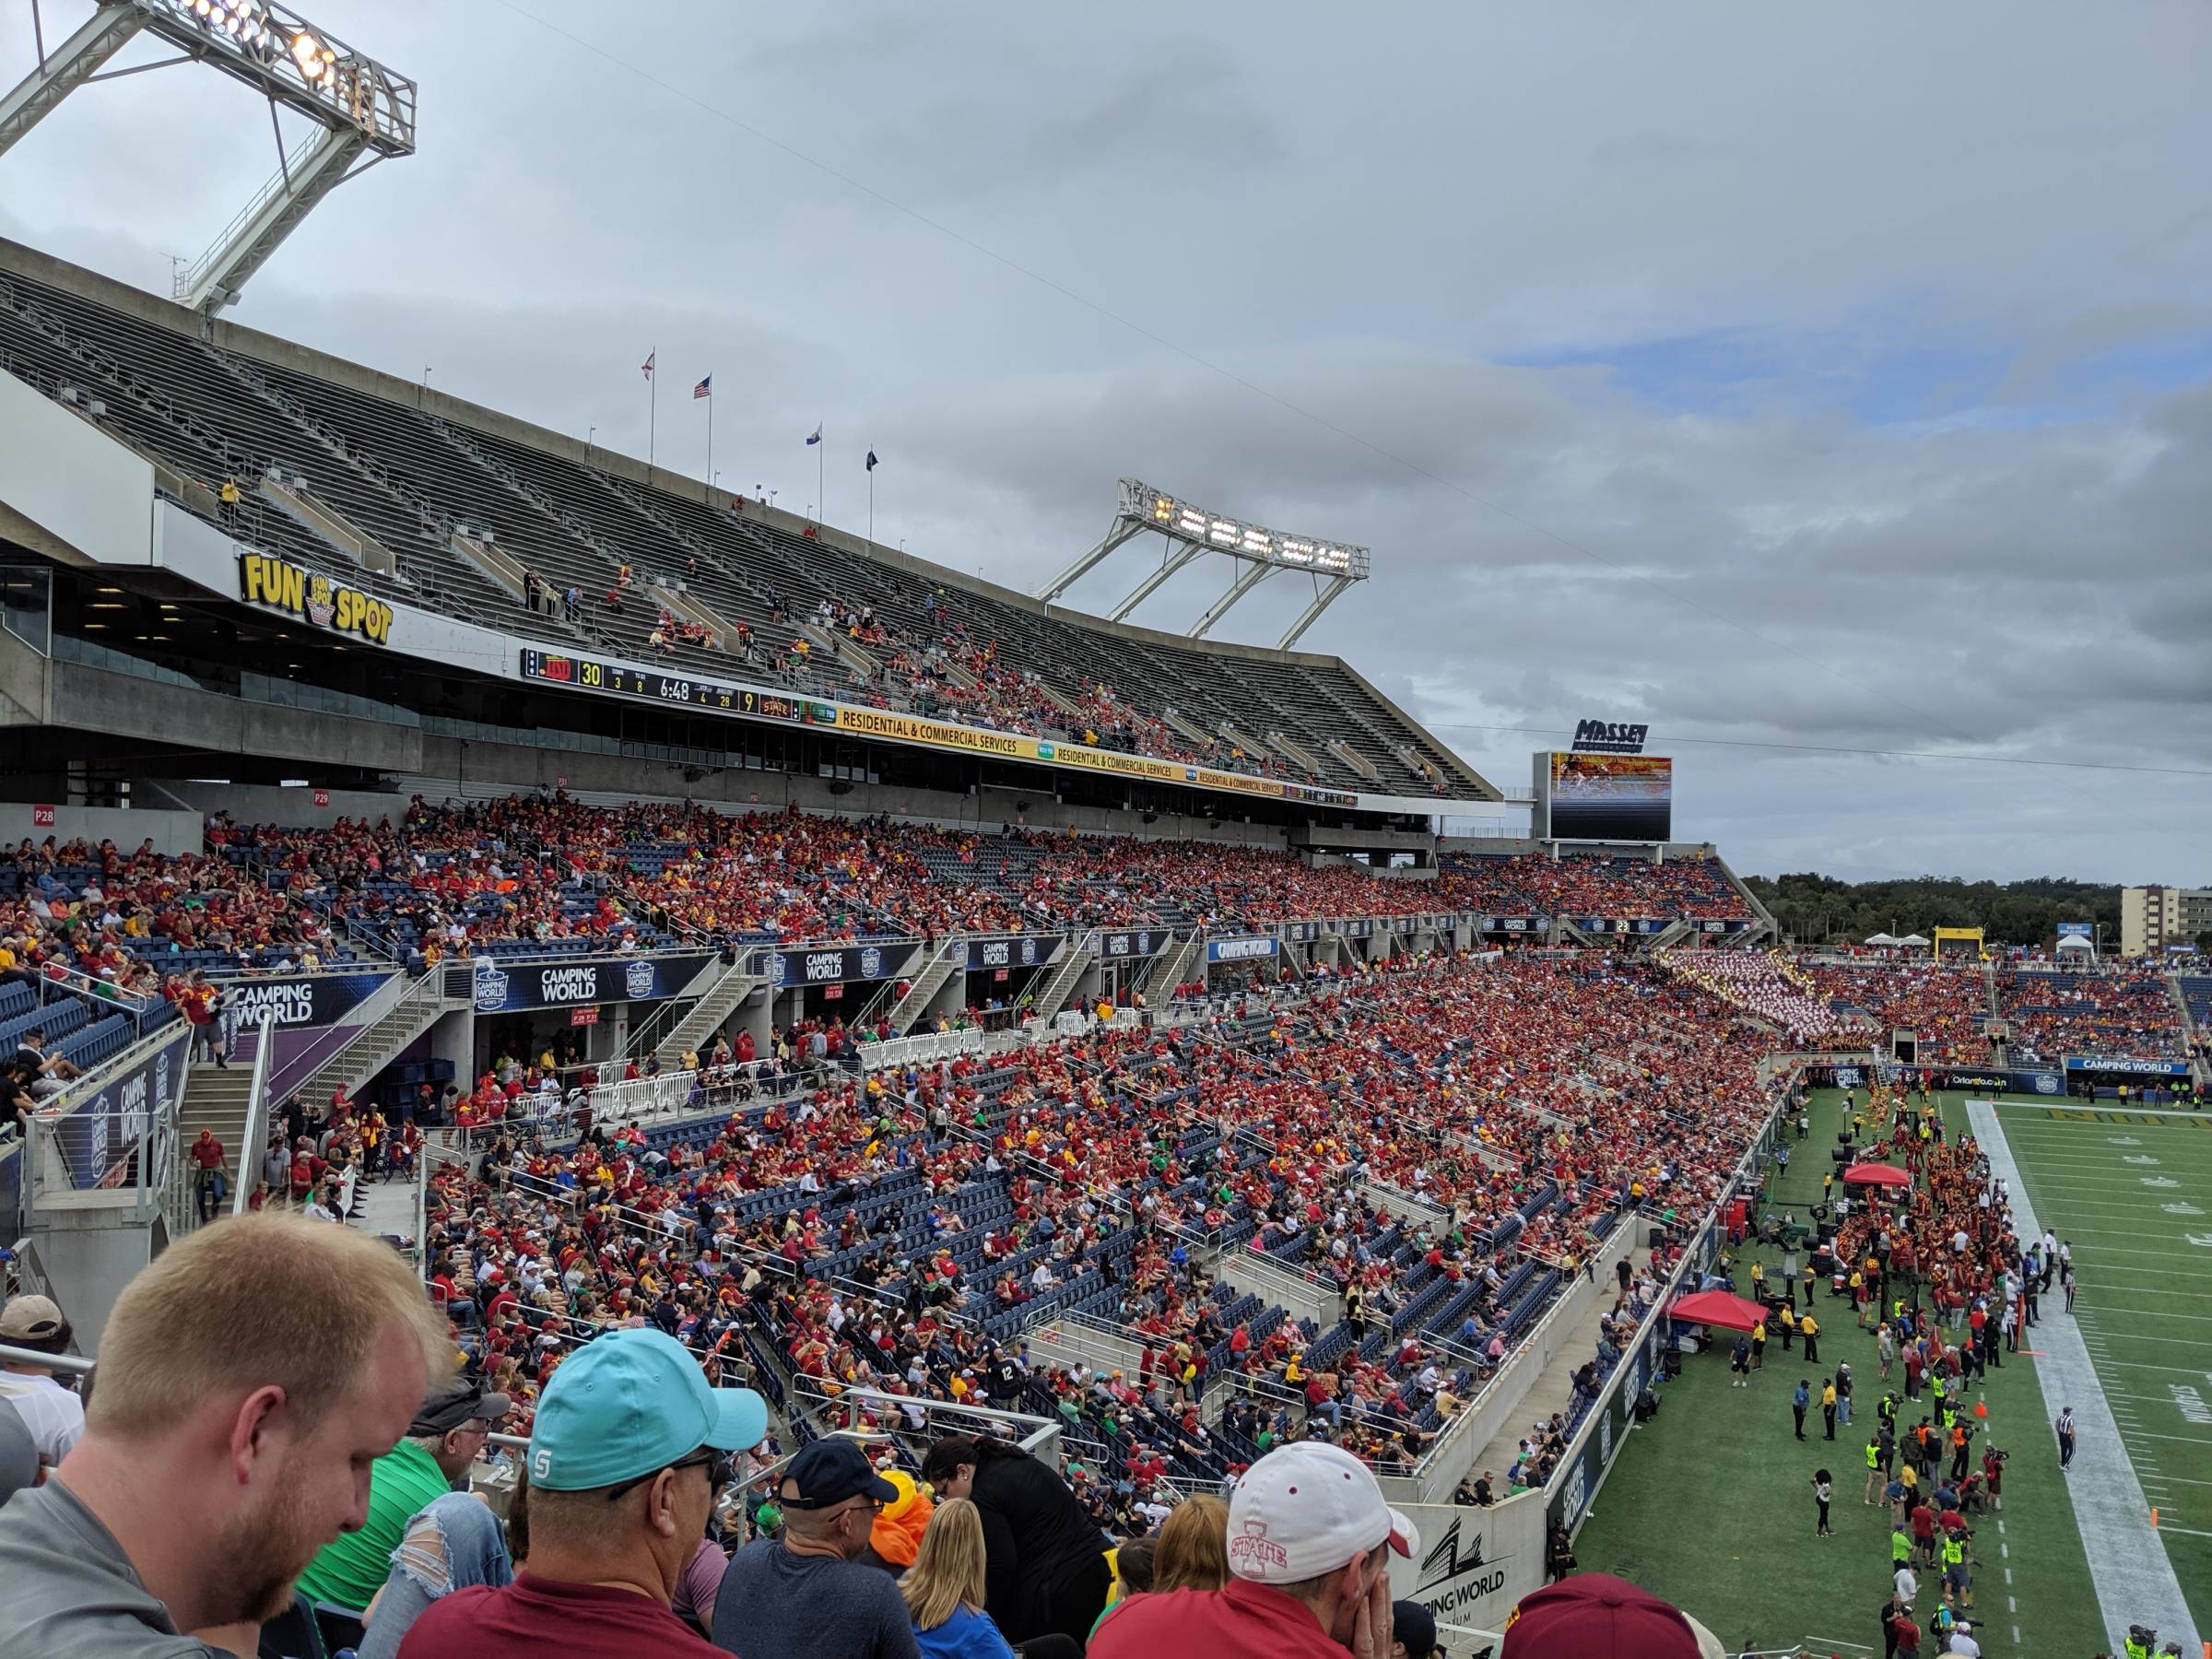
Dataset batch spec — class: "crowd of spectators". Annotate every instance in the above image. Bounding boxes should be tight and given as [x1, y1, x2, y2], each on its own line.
[1800, 961, 1994, 1064]
[811, 594, 1308, 785]
[1996, 968, 2187, 1062]
[395, 947, 1770, 1513]
[1435, 853, 1752, 922]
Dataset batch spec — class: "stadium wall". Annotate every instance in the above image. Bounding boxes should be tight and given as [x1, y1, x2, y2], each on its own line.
[0, 804, 200, 853]
[0, 362, 154, 570]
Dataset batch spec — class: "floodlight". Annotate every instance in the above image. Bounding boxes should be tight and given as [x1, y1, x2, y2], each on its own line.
[1036, 478, 1374, 649]
[1, 0, 416, 311]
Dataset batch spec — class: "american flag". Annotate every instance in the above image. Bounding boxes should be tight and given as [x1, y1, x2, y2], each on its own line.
[693, 375, 712, 399]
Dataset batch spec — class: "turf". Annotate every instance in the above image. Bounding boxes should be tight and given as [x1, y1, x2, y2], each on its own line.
[1990, 1099, 2212, 1637]
[1571, 1088, 2108, 1658]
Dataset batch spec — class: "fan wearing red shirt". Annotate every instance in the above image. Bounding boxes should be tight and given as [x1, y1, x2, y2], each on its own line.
[393, 1329, 767, 1659]
[1088, 1441, 1413, 1659]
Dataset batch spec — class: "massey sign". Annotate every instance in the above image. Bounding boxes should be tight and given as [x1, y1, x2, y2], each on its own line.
[1570, 718, 1650, 755]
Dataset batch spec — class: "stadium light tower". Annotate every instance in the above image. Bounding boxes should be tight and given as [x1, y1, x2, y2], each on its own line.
[0, 0, 416, 312]
[1036, 477, 1371, 650]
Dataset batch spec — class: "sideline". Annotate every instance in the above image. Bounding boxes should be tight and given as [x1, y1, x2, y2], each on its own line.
[1970, 1100, 2201, 1655]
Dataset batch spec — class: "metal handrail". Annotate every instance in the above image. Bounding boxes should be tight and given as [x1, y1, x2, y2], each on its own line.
[229, 1010, 278, 1218]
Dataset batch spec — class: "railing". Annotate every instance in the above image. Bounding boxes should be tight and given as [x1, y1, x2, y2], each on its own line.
[853, 1027, 985, 1072]
[230, 1012, 277, 1219]
[29, 959, 167, 1035]
[267, 966, 444, 1100]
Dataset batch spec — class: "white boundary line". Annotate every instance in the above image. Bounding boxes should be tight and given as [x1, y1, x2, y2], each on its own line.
[1989, 1103, 2212, 1121]
[1971, 1100, 2201, 1656]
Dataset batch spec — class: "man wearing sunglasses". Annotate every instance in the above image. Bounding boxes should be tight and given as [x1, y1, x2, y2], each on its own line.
[396, 1328, 768, 1659]
[711, 1437, 921, 1659]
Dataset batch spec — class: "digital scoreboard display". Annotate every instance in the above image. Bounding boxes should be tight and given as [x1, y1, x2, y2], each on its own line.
[1539, 750, 1674, 841]
[518, 649, 805, 723]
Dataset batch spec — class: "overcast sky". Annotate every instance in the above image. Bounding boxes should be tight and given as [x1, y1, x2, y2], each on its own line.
[4, 2, 2207, 883]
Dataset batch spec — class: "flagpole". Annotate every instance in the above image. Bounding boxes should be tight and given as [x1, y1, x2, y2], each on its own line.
[648, 346, 657, 469]
[818, 424, 825, 527]
[868, 459, 875, 547]
[706, 391, 713, 491]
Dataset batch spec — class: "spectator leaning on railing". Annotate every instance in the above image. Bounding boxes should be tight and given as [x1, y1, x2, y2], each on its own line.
[0, 1213, 452, 1656]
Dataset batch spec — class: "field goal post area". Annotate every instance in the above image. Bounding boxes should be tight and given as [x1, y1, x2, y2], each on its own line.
[1933, 926, 1987, 961]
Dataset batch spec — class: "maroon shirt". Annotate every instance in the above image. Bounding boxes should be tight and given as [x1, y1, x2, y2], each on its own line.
[395, 1572, 724, 1659]
[1088, 1580, 1348, 1659]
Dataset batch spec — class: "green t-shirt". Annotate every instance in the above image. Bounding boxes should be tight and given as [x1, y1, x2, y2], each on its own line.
[293, 1437, 454, 1611]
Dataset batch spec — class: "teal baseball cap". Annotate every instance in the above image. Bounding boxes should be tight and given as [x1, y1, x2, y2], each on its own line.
[528, 1328, 770, 1492]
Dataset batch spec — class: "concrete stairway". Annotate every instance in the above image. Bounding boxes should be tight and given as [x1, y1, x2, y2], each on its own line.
[310, 973, 468, 1105]
[886, 939, 966, 1037]
[1144, 935, 1205, 1000]
[1026, 938, 1091, 1021]
[174, 1061, 257, 1213]
[654, 965, 770, 1060]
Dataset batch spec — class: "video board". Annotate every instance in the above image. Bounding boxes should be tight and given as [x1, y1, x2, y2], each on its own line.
[1538, 751, 1673, 841]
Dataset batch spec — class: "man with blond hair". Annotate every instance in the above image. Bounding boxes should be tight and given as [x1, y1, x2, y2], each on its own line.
[0, 1213, 451, 1655]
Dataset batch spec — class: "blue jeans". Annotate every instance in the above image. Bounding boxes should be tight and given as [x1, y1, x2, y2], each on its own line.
[357, 1491, 512, 1659]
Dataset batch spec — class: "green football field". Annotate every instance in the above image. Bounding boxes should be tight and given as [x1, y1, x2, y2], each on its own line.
[1571, 1088, 2112, 1658]
[1988, 1098, 2212, 1637]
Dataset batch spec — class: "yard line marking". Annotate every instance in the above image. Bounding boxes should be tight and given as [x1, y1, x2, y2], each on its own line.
[1971, 1102, 2199, 1656]
[1999, 1110, 2212, 1124]
[2075, 1307, 2212, 1324]
[2105, 1430, 2212, 1447]
[2066, 1359, 2212, 1378]
[2064, 1331, 2212, 1348]
[2155, 1523, 2212, 1538]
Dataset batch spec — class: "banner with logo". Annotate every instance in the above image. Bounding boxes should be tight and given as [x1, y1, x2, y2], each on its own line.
[1094, 928, 1168, 959]
[2064, 1054, 2191, 1077]
[1206, 935, 1279, 963]
[751, 943, 920, 989]
[219, 970, 395, 1031]
[1387, 1498, 1546, 1640]
[462, 952, 717, 1013]
[967, 935, 1050, 971]
[49, 1025, 193, 1191]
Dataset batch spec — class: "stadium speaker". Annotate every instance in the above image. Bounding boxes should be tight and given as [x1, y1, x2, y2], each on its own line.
[1142, 811, 1158, 825]
[828, 780, 853, 795]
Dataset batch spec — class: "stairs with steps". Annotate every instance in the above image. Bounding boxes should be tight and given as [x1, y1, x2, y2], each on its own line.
[1144, 934, 1205, 1000]
[174, 1061, 259, 1218]
[308, 972, 470, 1105]
[1025, 937, 1092, 1021]
[652, 964, 771, 1061]
[885, 938, 967, 1038]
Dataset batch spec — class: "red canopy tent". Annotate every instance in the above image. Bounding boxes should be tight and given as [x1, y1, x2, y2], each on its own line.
[1843, 1162, 1912, 1189]
[1667, 1289, 1768, 1331]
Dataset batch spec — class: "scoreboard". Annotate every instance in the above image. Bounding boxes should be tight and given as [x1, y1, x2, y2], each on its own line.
[518, 649, 806, 723]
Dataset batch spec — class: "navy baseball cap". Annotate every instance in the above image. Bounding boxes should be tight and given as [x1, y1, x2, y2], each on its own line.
[528, 1328, 768, 1492]
[779, 1437, 900, 1510]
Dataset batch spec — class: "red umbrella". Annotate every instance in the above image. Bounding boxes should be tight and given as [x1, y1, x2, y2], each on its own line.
[1668, 1289, 1768, 1331]
[1843, 1162, 1912, 1189]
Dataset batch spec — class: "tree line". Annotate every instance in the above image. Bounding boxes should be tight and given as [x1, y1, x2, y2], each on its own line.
[1738, 872, 2121, 948]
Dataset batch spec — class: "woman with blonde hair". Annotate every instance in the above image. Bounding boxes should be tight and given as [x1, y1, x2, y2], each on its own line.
[1150, 1495, 1229, 1594]
[902, 1497, 1019, 1659]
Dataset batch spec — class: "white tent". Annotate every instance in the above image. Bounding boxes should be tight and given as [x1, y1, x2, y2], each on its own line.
[1864, 932, 1899, 946]
[2055, 933, 2094, 953]
[1896, 933, 1931, 947]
